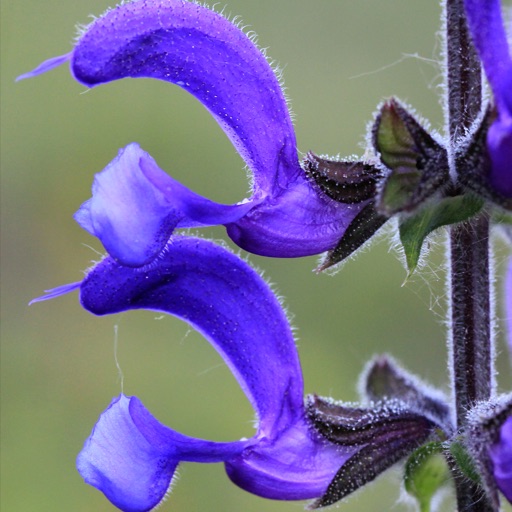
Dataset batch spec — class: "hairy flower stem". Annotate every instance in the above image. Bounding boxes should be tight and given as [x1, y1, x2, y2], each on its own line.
[449, 216, 494, 512]
[450, 216, 492, 423]
[445, 0, 494, 510]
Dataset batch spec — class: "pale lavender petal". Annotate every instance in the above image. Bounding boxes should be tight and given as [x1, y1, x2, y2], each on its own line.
[74, 143, 255, 266]
[489, 416, 512, 503]
[71, 0, 300, 195]
[227, 414, 354, 500]
[77, 142, 364, 263]
[78, 394, 248, 512]
[79, 236, 304, 434]
[227, 173, 364, 257]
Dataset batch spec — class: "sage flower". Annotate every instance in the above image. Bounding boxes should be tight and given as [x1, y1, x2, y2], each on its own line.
[37, 235, 356, 511]
[19, 0, 367, 266]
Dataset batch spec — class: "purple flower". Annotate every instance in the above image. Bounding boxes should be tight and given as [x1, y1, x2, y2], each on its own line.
[468, 258, 512, 505]
[38, 236, 354, 511]
[464, 0, 512, 196]
[489, 415, 512, 503]
[19, 0, 365, 266]
[507, 260, 512, 356]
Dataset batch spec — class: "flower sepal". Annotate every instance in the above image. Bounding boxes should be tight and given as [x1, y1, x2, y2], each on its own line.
[362, 355, 452, 430]
[304, 152, 388, 270]
[373, 98, 449, 217]
[370, 99, 488, 275]
[306, 395, 442, 508]
[456, 106, 512, 211]
[304, 152, 381, 205]
[316, 202, 388, 271]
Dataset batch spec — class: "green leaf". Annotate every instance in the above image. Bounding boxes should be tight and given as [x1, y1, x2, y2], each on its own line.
[399, 194, 484, 275]
[449, 441, 481, 485]
[404, 442, 450, 512]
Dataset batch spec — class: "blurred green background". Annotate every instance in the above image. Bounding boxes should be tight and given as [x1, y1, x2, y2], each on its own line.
[2, 1, 511, 511]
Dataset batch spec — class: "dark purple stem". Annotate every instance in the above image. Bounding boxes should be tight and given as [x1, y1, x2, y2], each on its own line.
[445, 0, 482, 142]
[449, 217, 492, 422]
[445, 0, 494, 510]
[449, 216, 494, 512]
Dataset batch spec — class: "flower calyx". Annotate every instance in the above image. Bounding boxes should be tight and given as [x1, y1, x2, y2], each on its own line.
[304, 153, 387, 270]
[372, 98, 488, 274]
[373, 98, 450, 216]
[456, 105, 512, 211]
[304, 152, 381, 204]
[306, 395, 442, 508]
[361, 355, 456, 511]
[363, 354, 452, 431]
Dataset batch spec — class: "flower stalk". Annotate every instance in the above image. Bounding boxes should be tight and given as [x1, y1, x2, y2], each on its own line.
[449, 215, 494, 511]
[445, 0, 495, 509]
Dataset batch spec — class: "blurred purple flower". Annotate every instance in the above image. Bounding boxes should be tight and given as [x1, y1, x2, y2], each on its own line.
[37, 236, 354, 511]
[19, 0, 365, 266]
[493, 264, 512, 502]
[489, 415, 512, 503]
[484, 261, 512, 504]
[464, 0, 512, 196]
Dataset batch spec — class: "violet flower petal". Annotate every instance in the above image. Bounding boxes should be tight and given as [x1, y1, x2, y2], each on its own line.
[38, 0, 299, 195]
[21, 0, 366, 261]
[464, 0, 511, 94]
[226, 415, 350, 500]
[489, 416, 512, 503]
[76, 141, 361, 264]
[77, 394, 249, 512]
[80, 235, 304, 433]
[75, 236, 354, 504]
[464, 0, 512, 196]
[74, 143, 255, 266]
[226, 172, 362, 257]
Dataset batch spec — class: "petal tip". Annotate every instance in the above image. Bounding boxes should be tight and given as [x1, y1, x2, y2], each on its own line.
[16, 53, 71, 82]
[29, 281, 81, 305]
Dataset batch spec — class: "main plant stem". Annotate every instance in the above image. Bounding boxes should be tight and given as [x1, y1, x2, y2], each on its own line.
[445, 0, 494, 510]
